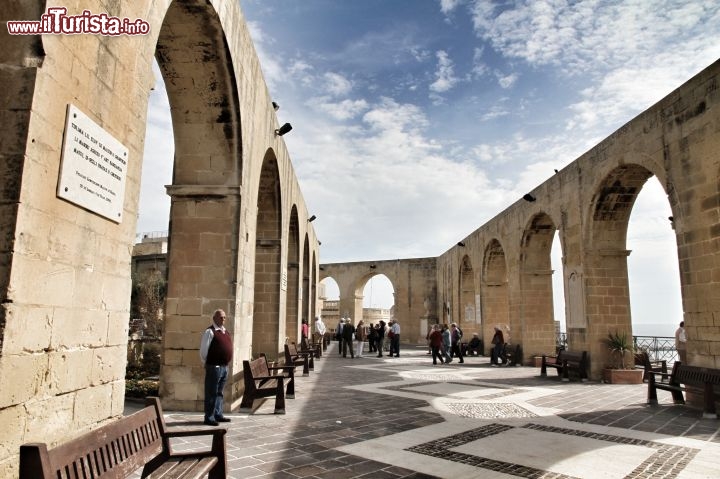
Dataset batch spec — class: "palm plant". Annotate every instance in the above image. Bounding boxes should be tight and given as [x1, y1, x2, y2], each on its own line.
[606, 331, 633, 369]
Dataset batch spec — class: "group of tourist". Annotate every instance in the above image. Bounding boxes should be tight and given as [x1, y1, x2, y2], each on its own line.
[331, 317, 403, 358]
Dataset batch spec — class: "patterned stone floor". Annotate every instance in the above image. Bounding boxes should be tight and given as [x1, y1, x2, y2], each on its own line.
[126, 345, 720, 478]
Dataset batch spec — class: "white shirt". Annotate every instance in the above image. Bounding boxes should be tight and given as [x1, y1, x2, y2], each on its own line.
[315, 318, 326, 335]
[200, 324, 226, 365]
[391, 322, 401, 335]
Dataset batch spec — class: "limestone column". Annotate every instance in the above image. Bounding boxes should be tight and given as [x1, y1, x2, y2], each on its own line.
[159, 184, 242, 412]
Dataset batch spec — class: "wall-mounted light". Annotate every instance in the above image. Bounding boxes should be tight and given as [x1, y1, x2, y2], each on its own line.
[370, 264, 377, 269]
[272, 101, 280, 111]
[308, 215, 317, 222]
[457, 241, 466, 247]
[318, 241, 322, 245]
[523, 193, 536, 202]
[275, 123, 293, 136]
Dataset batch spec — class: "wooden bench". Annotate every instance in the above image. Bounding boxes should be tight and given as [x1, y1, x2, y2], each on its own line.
[239, 356, 287, 414]
[541, 350, 588, 382]
[502, 343, 523, 366]
[284, 342, 311, 376]
[20, 397, 226, 479]
[302, 336, 322, 359]
[634, 351, 667, 382]
[647, 362, 720, 419]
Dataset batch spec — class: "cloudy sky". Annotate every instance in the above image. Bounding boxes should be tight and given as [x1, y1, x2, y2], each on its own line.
[138, 0, 720, 335]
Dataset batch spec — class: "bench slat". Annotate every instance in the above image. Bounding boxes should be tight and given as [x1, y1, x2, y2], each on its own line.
[145, 456, 217, 479]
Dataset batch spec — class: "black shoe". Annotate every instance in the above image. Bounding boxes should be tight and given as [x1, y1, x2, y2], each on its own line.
[377, 354, 382, 357]
[204, 419, 219, 426]
[216, 417, 231, 423]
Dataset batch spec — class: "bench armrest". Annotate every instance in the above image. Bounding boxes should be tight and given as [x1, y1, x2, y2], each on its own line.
[648, 370, 672, 379]
[163, 426, 227, 439]
[268, 365, 295, 374]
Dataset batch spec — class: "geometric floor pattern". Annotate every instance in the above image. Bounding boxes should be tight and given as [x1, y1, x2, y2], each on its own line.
[407, 423, 700, 479]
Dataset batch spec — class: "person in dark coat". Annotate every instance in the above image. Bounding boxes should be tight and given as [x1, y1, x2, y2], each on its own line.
[342, 319, 355, 358]
[376, 320, 386, 357]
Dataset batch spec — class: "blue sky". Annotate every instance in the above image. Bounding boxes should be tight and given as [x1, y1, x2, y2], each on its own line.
[138, 1, 720, 334]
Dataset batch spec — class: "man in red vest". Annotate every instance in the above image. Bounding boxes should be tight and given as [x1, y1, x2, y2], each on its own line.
[199, 309, 233, 426]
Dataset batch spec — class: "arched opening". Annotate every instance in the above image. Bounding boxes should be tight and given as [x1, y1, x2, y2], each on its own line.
[459, 255, 478, 332]
[319, 277, 340, 329]
[626, 177, 682, 343]
[252, 152, 282, 360]
[302, 236, 311, 336]
[586, 164, 681, 373]
[481, 239, 509, 352]
[311, 252, 318, 325]
[551, 232, 566, 347]
[153, 0, 243, 409]
[519, 213, 558, 359]
[357, 273, 395, 332]
[286, 206, 300, 343]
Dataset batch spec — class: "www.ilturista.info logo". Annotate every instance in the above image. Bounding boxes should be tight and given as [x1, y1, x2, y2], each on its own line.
[7, 7, 150, 36]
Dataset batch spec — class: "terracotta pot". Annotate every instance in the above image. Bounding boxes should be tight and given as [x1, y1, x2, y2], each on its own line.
[602, 368, 644, 384]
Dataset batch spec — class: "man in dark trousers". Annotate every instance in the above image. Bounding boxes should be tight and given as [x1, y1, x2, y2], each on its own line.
[342, 318, 356, 358]
[199, 309, 233, 426]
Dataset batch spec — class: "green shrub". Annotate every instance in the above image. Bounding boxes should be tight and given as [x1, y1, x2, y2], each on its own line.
[125, 379, 159, 398]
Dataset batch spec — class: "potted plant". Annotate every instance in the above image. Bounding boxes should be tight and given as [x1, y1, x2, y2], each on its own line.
[602, 331, 644, 384]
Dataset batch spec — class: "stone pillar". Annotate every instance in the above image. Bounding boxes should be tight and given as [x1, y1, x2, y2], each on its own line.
[519, 268, 556, 361]
[160, 185, 241, 412]
[582, 249, 632, 379]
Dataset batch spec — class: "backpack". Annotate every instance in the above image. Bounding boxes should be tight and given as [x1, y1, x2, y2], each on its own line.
[457, 328, 463, 339]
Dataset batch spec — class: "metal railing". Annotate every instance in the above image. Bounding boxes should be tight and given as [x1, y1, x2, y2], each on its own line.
[633, 335, 678, 363]
[555, 333, 677, 363]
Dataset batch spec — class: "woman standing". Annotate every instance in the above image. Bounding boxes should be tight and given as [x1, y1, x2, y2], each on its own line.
[355, 320, 367, 358]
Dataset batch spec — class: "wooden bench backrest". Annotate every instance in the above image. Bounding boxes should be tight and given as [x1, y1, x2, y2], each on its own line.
[244, 357, 270, 386]
[675, 364, 720, 386]
[635, 351, 650, 366]
[20, 405, 163, 479]
[558, 350, 586, 364]
[287, 343, 298, 356]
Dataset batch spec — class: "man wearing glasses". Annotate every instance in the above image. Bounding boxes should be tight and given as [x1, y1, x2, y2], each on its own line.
[199, 309, 233, 426]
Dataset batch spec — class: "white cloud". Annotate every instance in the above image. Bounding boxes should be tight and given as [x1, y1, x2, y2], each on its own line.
[469, 0, 720, 75]
[310, 97, 369, 120]
[323, 72, 353, 97]
[429, 50, 459, 93]
[496, 71, 518, 89]
[439, 0, 463, 15]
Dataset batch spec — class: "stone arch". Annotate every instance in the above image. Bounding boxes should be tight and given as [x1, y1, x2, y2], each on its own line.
[519, 212, 559, 359]
[481, 239, 510, 349]
[157, 0, 243, 409]
[252, 151, 282, 360]
[0, 3, 47, 359]
[353, 272, 396, 325]
[459, 255, 478, 331]
[286, 206, 300, 343]
[584, 163, 675, 372]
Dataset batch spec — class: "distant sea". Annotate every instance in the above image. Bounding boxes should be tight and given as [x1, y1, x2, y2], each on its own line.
[632, 323, 677, 338]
